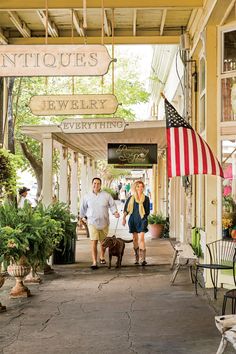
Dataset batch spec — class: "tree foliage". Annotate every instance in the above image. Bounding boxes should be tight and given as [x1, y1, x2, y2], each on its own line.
[0, 149, 19, 199]
[10, 47, 150, 193]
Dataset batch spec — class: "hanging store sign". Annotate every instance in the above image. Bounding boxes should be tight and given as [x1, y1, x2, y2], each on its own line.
[108, 143, 158, 165]
[60, 118, 126, 133]
[29, 94, 119, 115]
[0, 45, 113, 77]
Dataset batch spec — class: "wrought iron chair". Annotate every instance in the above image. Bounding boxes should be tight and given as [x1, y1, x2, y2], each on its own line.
[195, 239, 236, 300]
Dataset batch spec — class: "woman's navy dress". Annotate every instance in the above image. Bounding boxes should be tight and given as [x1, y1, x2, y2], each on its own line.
[124, 195, 150, 233]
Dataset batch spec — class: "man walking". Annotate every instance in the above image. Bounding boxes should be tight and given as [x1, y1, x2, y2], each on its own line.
[79, 177, 120, 269]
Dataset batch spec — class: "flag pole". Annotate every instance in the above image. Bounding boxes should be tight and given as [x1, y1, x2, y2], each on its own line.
[160, 92, 170, 235]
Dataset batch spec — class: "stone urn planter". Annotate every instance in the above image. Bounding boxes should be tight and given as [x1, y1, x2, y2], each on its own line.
[7, 264, 31, 298]
[24, 267, 42, 284]
[0, 273, 6, 312]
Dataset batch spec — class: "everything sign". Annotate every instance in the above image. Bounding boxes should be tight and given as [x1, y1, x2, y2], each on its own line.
[60, 118, 126, 133]
[29, 94, 119, 115]
[0, 45, 113, 76]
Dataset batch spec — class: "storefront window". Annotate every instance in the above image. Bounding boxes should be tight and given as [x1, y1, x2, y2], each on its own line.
[223, 30, 236, 72]
[221, 77, 236, 121]
[222, 140, 236, 239]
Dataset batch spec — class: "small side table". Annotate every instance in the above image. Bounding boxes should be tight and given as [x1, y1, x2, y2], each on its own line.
[222, 289, 236, 315]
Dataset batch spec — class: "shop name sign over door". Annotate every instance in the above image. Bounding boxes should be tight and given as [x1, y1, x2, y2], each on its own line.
[108, 143, 158, 165]
[60, 118, 126, 133]
[29, 94, 119, 115]
[0, 45, 113, 76]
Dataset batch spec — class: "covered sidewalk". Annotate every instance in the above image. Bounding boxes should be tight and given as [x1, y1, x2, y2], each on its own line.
[0, 211, 235, 354]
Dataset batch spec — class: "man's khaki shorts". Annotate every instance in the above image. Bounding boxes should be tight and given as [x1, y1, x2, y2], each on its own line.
[88, 224, 109, 241]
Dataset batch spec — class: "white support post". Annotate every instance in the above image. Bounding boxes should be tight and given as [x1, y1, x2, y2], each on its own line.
[87, 157, 93, 187]
[42, 134, 53, 207]
[59, 145, 68, 203]
[80, 155, 87, 202]
[70, 151, 78, 217]
[91, 159, 96, 179]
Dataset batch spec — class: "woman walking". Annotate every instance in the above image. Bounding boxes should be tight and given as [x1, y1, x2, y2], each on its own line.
[122, 180, 150, 265]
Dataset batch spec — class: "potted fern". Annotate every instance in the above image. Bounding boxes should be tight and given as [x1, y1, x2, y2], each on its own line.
[0, 203, 63, 297]
[148, 212, 166, 238]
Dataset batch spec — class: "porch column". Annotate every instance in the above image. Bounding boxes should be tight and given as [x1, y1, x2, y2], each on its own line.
[42, 133, 53, 206]
[80, 155, 87, 202]
[59, 145, 68, 203]
[152, 164, 158, 213]
[87, 157, 93, 186]
[70, 151, 78, 217]
[91, 159, 96, 179]
[205, 25, 218, 244]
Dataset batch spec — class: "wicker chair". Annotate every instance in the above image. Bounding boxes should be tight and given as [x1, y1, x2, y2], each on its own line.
[195, 239, 236, 299]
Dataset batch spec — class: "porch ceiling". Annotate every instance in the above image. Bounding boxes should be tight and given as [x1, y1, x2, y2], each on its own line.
[21, 120, 166, 160]
[0, 0, 203, 45]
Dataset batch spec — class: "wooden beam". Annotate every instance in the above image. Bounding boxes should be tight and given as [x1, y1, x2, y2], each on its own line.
[37, 10, 59, 37]
[0, 0, 203, 10]
[186, 8, 197, 31]
[133, 9, 137, 36]
[72, 10, 85, 36]
[8, 11, 31, 37]
[0, 28, 8, 44]
[8, 35, 180, 45]
[191, 0, 234, 56]
[160, 9, 167, 35]
[103, 10, 111, 36]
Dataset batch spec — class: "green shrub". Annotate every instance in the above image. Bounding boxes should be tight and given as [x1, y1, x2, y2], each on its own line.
[148, 213, 166, 225]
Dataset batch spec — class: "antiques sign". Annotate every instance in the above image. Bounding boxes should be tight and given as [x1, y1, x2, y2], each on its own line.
[60, 118, 126, 133]
[0, 45, 113, 77]
[29, 94, 119, 115]
[108, 144, 158, 165]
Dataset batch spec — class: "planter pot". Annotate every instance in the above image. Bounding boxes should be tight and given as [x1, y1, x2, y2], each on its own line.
[0, 274, 6, 312]
[149, 224, 164, 239]
[222, 228, 230, 239]
[7, 264, 31, 298]
[231, 228, 236, 240]
[53, 222, 76, 264]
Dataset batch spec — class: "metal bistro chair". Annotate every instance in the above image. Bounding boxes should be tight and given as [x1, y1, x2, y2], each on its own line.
[195, 239, 236, 300]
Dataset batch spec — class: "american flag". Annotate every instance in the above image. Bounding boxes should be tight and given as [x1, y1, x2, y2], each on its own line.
[164, 98, 224, 178]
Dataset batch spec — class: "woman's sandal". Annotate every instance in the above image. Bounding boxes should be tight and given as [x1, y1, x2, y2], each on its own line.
[100, 259, 106, 264]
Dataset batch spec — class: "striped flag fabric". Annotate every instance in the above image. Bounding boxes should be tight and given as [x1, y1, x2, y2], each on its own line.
[164, 98, 224, 178]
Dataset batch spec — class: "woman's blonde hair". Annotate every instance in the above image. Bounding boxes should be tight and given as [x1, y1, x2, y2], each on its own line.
[133, 180, 145, 191]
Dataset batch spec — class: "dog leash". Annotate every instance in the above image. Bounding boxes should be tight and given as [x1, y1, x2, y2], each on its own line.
[113, 217, 119, 237]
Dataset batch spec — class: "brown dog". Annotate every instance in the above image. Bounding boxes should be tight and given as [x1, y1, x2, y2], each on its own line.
[101, 236, 133, 269]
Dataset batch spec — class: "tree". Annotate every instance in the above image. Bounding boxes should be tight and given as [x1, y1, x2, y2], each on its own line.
[96, 160, 130, 187]
[10, 47, 150, 197]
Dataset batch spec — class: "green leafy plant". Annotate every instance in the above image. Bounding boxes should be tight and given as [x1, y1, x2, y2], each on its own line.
[0, 203, 63, 269]
[0, 149, 18, 199]
[37, 202, 76, 255]
[223, 196, 236, 213]
[148, 213, 166, 225]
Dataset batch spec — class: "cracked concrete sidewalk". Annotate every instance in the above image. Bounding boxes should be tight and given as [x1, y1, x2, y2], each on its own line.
[0, 210, 235, 354]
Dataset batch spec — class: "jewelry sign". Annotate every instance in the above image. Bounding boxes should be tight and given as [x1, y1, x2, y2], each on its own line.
[0, 45, 113, 76]
[108, 143, 158, 165]
[60, 118, 126, 133]
[29, 94, 119, 115]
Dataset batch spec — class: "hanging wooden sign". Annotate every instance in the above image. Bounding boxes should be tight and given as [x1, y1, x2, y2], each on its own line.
[60, 118, 126, 133]
[0, 45, 113, 77]
[108, 143, 158, 165]
[29, 94, 119, 115]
